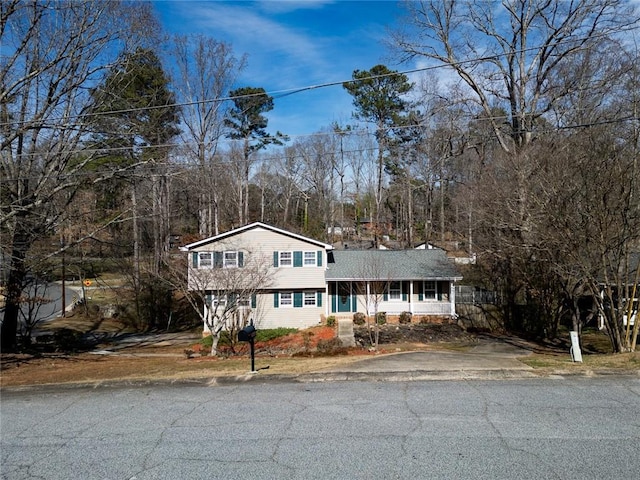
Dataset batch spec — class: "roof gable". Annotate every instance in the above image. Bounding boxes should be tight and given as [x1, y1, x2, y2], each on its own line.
[180, 222, 333, 251]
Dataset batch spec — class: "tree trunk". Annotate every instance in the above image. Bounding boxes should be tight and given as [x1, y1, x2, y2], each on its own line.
[0, 222, 30, 352]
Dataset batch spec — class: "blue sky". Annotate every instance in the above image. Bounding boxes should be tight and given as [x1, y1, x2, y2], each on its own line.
[153, 0, 410, 140]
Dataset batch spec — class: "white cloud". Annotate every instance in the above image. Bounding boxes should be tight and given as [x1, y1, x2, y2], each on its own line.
[255, 0, 335, 14]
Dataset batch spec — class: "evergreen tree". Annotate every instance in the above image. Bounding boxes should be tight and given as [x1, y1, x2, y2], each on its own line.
[225, 87, 287, 224]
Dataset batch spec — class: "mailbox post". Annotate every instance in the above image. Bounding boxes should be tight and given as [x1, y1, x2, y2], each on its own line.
[238, 324, 257, 372]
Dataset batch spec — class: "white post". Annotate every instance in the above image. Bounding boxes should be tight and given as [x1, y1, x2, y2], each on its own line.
[570, 331, 583, 362]
[409, 281, 414, 314]
[450, 282, 456, 316]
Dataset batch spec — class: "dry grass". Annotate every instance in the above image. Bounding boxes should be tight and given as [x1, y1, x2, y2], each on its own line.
[520, 351, 640, 371]
[3, 321, 640, 388]
[0, 351, 368, 387]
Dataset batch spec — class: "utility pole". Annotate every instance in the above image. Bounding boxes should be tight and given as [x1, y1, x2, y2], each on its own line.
[60, 236, 66, 317]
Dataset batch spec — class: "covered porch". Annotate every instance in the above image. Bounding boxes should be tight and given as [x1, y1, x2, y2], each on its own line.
[328, 280, 456, 318]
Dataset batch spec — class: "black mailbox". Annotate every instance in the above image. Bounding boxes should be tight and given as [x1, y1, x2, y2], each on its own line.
[238, 325, 256, 342]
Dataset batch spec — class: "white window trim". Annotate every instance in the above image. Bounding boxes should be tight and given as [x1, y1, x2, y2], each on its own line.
[223, 251, 238, 268]
[279, 292, 293, 307]
[198, 252, 213, 269]
[211, 293, 226, 306]
[303, 251, 316, 267]
[388, 281, 402, 301]
[303, 291, 317, 307]
[279, 251, 293, 267]
[423, 281, 437, 301]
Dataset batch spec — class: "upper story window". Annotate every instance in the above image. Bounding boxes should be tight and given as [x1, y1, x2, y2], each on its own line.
[198, 252, 213, 268]
[224, 251, 238, 268]
[195, 251, 243, 269]
[273, 250, 322, 267]
[304, 251, 316, 266]
[279, 251, 293, 267]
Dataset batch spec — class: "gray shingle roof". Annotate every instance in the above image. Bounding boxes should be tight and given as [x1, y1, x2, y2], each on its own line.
[326, 249, 462, 281]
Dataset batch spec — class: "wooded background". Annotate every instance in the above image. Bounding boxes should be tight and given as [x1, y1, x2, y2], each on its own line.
[2, 0, 639, 352]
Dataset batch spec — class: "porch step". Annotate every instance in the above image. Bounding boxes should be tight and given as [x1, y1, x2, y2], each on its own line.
[337, 319, 355, 347]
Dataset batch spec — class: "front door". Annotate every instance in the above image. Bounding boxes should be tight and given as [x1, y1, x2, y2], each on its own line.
[337, 282, 352, 312]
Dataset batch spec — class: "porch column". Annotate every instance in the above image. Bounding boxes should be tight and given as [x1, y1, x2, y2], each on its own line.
[409, 281, 414, 314]
[366, 281, 371, 316]
[325, 283, 329, 317]
[450, 282, 456, 316]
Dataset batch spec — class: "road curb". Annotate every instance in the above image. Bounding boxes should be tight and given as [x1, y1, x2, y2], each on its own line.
[3, 368, 639, 393]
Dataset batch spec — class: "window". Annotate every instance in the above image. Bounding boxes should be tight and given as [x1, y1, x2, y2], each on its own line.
[199, 252, 212, 268]
[279, 251, 292, 267]
[303, 251, 316, 266]
[423, 281, 436, 300]
[304, 291, 316, 306]
[223, 251, 238, 268]
[388, 281, 402, 300]
[211, 293, 226, 306]
[280, 292, 293, 307]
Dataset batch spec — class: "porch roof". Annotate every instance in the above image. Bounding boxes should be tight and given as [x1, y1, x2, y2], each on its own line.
[325, 249, 462, 281]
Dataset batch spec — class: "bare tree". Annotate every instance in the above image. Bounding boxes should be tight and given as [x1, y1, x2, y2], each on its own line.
[176, 249, 274, 356]
[272, 145, 305, 228]
[171, 35, 245, 237]
[354, 252, 391, 350]
[297, 132, 337, 238]
[0, 0, 157, 351]
[393, 0, 636, 154]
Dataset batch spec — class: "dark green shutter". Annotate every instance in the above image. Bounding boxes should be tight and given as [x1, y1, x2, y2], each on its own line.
[402, 282, 408, 301]
[192, 252, 199, 268]
[274, 293, 279, 308]
[293, 251, 302, 267]
[273, 251, 279, 267]
[205, 292, 211, 305]
[213, 251, 223, 268]
[317, 251, 323, 266]
[383, 292, 388, 301]
[293, 292, 303, 308]
[331, 288, 337, 312]
[437, 282, 443, 301]
[238, 251, 244, 267]
[228, 293, 237, 307]
[251, 294, 256, 308]
[317, 292, 322, 307]
[418, 281, 424, 301]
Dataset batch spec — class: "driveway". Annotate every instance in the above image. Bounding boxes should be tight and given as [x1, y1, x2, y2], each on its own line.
[327, 336, 534, 374]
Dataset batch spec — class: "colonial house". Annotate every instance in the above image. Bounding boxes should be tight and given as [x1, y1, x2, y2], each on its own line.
[181, 222, 462, 332]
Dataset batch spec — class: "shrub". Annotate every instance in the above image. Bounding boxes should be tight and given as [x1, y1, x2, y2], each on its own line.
[399, 311, 412, 324]
[317, 337, 345, 355]
[375, 312, 387, 325]
[53, 328, 83, 352]
[353, 312, 366, 325]
[326, 316, 336, 327]
[256, 328, 297, 342]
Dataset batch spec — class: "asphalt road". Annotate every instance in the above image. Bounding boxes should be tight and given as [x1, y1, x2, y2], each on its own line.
[0, 281, 77, 326]
[2, 377, 639, 479]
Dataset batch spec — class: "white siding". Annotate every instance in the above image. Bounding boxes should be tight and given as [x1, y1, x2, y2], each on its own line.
[252, 292, 324, 329]
[188, 227, 328, 292]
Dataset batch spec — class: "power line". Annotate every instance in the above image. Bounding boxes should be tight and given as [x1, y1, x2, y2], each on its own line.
[1, 22, 638, 130]
[1, 113, 638, 184]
